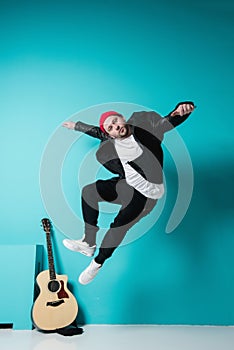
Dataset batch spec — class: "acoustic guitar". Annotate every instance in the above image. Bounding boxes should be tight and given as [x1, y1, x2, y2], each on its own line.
[32, 218, 78, 331]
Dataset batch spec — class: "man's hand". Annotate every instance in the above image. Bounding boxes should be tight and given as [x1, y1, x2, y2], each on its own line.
[62, 121, 76, 130]
[170, 103, 195, 117]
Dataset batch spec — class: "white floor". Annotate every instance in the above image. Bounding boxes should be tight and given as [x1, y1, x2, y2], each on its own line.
[1, 325, 234, 350]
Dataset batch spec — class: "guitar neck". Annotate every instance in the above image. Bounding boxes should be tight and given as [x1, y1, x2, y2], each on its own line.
[45, 230, 56, 280]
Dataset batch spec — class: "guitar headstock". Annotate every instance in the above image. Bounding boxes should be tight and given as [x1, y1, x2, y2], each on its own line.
[41, 218, 51, 233]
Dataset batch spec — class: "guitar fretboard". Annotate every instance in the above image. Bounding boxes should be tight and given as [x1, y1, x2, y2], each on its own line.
[45, 230, 56, 280]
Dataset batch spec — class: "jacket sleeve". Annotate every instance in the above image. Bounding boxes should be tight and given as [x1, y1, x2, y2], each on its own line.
[74, 121, 108, 141]
[157, 101, 195, 134]
[128, 111, 162, 130]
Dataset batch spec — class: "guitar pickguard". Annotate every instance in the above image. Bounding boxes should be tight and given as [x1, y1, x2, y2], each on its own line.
[57, 280, 69, 299]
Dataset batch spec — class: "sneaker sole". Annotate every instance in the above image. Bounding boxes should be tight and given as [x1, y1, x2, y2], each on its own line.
[78, 271, 95, 285]
[78, 262, 101, 285]
[63, 240, 95, 257]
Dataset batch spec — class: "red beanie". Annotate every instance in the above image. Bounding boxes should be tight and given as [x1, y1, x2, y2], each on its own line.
[99, 111, 122, 134]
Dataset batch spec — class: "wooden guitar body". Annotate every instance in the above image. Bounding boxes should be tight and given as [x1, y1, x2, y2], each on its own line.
[32, 218, 78, 331]
[32, 270, 78, 330]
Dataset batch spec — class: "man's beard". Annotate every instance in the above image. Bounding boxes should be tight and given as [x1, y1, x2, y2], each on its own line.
[119, 124, 131, 138]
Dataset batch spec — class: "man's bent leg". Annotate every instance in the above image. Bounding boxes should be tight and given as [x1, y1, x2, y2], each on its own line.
[63, 181, 101, 255]
[95, 188, 157, 265]
[81, 183, 100, 246]
[82, 179, 120, 246]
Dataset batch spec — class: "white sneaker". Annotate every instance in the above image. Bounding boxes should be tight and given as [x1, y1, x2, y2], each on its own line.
[63, 238, 96, 257]
[79, 260, 102, 285]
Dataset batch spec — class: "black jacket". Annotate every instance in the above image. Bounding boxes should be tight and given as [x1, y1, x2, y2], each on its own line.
[75, 102, 194, 184]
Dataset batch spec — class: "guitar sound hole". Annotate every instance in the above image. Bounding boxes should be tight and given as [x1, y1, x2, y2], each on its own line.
[48, 280, 60, 292]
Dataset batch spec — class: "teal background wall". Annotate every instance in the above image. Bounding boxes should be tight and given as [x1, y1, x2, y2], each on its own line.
[0, 0, 234, 326]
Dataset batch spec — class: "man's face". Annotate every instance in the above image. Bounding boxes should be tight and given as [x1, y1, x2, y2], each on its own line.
[103, 115, 129, 139]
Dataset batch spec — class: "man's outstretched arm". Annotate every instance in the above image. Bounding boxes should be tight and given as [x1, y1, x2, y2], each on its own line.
[62, 121, 108, 141]
[165, 101, 195, 127]
[156, 101, 195, 135]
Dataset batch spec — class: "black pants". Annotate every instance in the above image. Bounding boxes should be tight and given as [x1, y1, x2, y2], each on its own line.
[81, 177, 157, 265]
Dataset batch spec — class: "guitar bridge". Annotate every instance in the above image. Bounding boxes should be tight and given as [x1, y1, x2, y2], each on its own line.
[46, 300, 65, 307]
